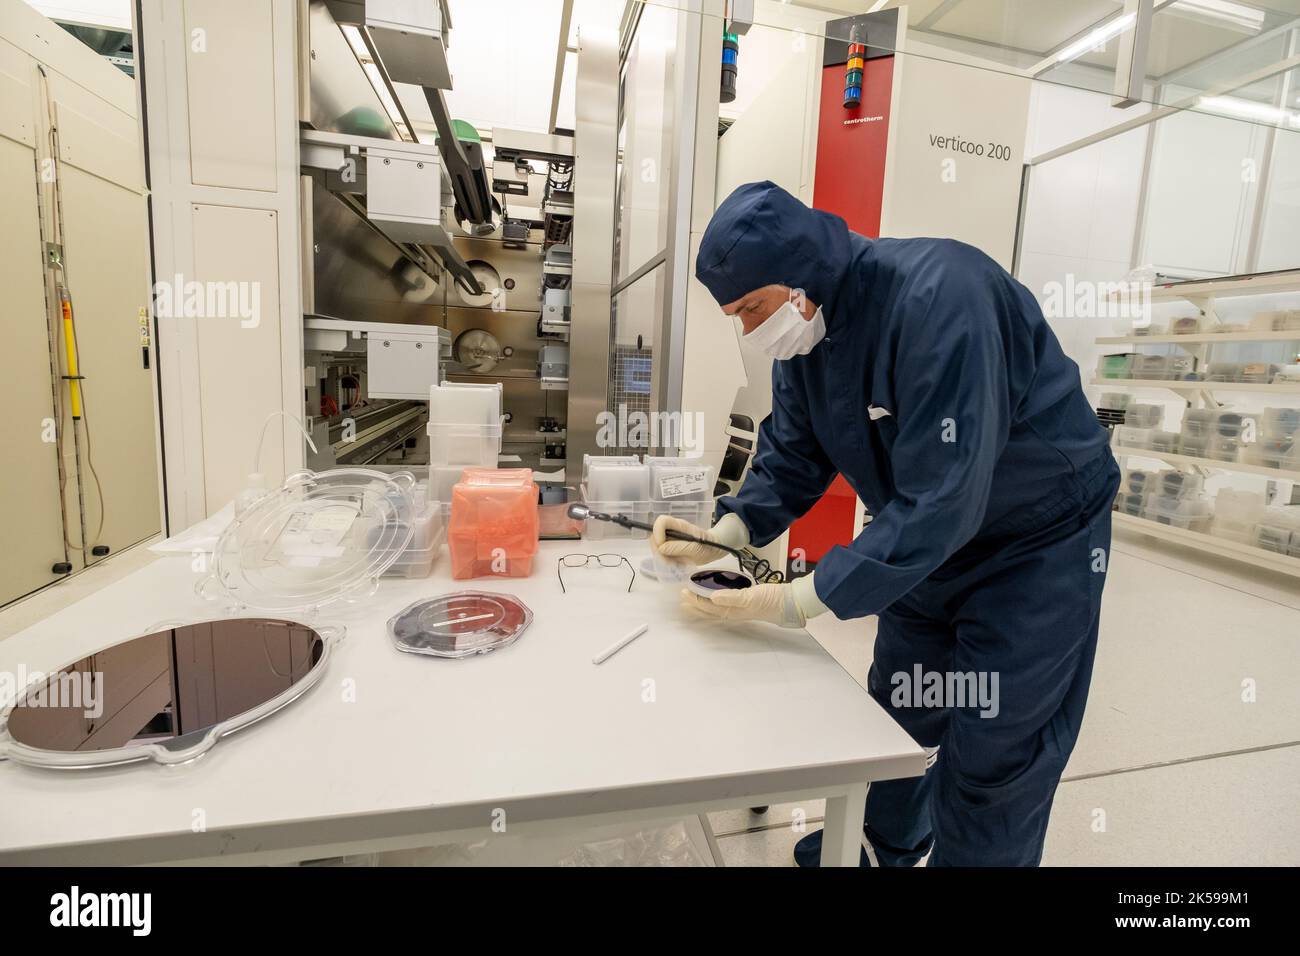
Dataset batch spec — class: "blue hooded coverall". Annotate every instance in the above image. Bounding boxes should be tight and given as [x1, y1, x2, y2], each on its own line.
[698, 182, 1120, 867]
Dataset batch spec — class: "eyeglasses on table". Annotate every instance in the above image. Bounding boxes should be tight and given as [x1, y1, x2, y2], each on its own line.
[557, 553, 636, 593]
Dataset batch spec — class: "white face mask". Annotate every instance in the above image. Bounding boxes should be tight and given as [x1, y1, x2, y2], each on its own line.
[741, 301, 826, 360]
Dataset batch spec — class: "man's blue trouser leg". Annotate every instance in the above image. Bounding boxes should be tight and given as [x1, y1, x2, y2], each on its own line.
[798, 454, 1119, 867]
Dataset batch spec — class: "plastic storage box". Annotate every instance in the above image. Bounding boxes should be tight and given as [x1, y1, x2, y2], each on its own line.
[381, 503, 447, 577]
[1124, 404, 1163, 428]
[1243, 437, 1297, 470]
[579, 498, 652, 540]
[1141, 495, 1211, 532]
[428, 421, 503, 467]
[1097, 354, 1135, 379]
[1131, 355, 1195, 380]
[1260, 407, 1300, 438]
[429, 381, 502, 425]
[1180, 408, 1217, 436]
[1121, 468, 1155, 495]
[1114, 426, 1152, 449]
[448, 468, 539, 579]
[649, 460, 716, 504]
[1215, 489, 1266, 523]
[581, 454, 640, 486]
[1115, 491, 1146, 517]
[365, 482, 447, 578]
[1241, 362, 1281, 384]
[1148, 430, 1181, 453]
[586, 460, 650, 501]
[1157, 470, 1204, 499]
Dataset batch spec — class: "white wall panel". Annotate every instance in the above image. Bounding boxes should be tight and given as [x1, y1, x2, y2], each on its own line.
[191, 204, 284, 514]
[183, 0, 277, 191]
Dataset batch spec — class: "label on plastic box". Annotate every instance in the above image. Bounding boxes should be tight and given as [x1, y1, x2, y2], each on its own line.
[658, 470, 710, 499]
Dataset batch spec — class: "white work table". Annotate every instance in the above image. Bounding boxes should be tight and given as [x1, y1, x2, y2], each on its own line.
[0, 538, 925, 866]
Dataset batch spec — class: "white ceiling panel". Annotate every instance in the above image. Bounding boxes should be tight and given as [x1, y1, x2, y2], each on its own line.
[931, 0, 1124, 56]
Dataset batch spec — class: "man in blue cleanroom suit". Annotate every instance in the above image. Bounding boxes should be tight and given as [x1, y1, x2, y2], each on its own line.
[651, 181, 1120, 867]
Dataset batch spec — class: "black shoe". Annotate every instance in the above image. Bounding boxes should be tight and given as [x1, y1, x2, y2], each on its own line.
[792, 828, 870, 867]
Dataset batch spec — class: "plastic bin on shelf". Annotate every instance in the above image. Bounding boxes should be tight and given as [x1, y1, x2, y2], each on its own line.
[1205, 436, 1241, 462]
[1114, 426, 1152, 449]
[1123, 404, 1163, 429]
[1099, 392, 1133, 411]
[1241, 362, 1281, 384]
[1210, 518, 1255, 545]
[1180, 408, 1217, 437]
[1097, 354, 1135, 380]
[1215, 489, 1266, 526]
[1115, 492, 1146, 517]
[1178, 432, 1210, 457]
[448, 468, 539, 579]
[1141, 495, 1211, 531]
[1255, 524, 1292, 554]
[1171, 316, 1202, 335]
[1122, 468, 1155, 495]
[1252, 508, 1300, 555]
[1260, 407, 1300, 439]
[1205, 362, 1245, 383]
[1157, 471, 1204, 499]
[1242, 438, 1297, 470]
[1149, 430, 1181, 453]
[428, 421, 502, 467]
[1131, 355, 1195, 381]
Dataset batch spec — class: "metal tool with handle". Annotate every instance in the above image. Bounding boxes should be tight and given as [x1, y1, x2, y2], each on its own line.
[565, 504, 748, 561]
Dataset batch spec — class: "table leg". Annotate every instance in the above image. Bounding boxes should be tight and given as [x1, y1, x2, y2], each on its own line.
[820, 784, 867, 867]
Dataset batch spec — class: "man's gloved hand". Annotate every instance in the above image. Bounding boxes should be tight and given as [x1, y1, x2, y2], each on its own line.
[680, 574, 829, 630]
[651, 512, 750, 569]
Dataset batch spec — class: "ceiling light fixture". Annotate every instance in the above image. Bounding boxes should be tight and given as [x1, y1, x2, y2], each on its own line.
[1056, 13, 1136, 64]
[1158, 0, 1265, 33]
[1197, 94, 1299, 127]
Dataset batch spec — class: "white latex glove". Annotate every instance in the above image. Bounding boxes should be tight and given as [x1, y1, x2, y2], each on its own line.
[651, 512, 750, 569]
[680, 574, 829, 630]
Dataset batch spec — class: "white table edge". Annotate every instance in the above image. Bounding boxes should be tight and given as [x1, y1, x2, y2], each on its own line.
[0, 751, 926, 866]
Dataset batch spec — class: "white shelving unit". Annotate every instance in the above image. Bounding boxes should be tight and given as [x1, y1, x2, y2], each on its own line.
[1112, 444, 1300, 484]
[1098, 269, 1300, 578]
[1093, 378, 1300, 394]
[1113, 513, 1300, 578]
[1096, 331, 1300, 345]
[1108, 268, 1300, 326]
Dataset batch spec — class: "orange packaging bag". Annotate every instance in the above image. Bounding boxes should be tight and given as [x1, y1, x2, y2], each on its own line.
[448, 468, 540, 579]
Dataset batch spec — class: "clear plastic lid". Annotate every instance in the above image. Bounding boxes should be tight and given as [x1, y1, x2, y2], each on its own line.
[200, 469, 417, 614]
[388, 591, 533, 658]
